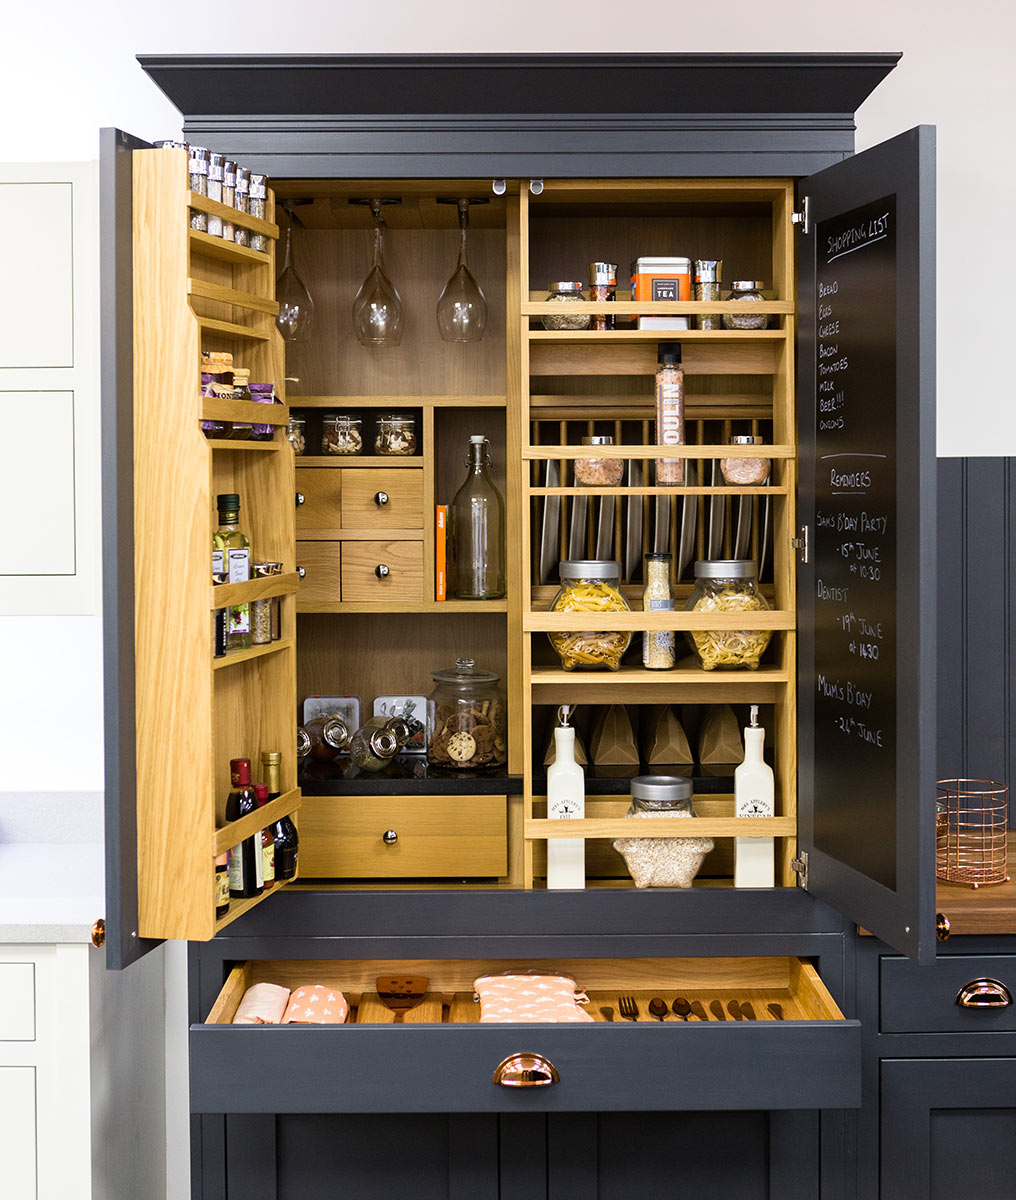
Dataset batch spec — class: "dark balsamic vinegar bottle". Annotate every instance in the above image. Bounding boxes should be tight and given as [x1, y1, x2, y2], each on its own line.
[261, 750, 299, 881]
[226, 757, 263, 899]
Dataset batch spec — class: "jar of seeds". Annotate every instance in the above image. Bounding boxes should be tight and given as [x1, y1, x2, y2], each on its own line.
[694, 259, 723, 330]
[207, 152, 224, 236]
[612, 776, 714, 888]
[221, 161, 236, 240]
[722, 281, 770, 330]
[234, 167, 251, 247]
[188, 146, 209, 231]
[720, 435, 770, 486]
[249, 174, 268, 251]
[542, 282, 591, 331]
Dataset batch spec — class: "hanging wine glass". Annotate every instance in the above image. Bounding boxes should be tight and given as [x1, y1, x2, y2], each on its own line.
[275, 201, 315, 343]
[352, 199, 405, 347]
[436, 198, 488, 343]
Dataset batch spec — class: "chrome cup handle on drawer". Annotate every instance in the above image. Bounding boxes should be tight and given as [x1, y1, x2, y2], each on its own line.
[493, 1053, 559, 1088]
[956, 978, 1013, 1008]
[375, 564, 390, 578]
[374, 490, 389, 506]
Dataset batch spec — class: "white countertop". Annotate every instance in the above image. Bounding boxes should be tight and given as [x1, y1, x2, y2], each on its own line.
[0, 842, 105, 943]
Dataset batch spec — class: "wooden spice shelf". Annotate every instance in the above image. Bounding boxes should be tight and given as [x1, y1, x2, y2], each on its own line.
[212, 638, 295, 671]
[524, 816, 796, 839]
[526, 329, 791, 343]
[187, 191, 280, 240]
[528, 484, 788, 496]
[290, 395, 506, 409]
[200, 397, 290, 425]
[524, 444, 795, 460]
[207, 438, 284, 452]
[188, 277, 280, 316]
[531, 664, 790, 695]
[525, 610, 795, 633]
[197, 316, 272, 342]
[211, 572, 301, 610]
[296, 600, 509, 614]
[523, 300, 795, 315]
[189, 228, 272, 266]
[212, 788, 302, 857]
[295, 456, 424, 468]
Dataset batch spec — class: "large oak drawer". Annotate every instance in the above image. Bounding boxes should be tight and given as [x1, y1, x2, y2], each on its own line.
[300, 794, 508, 878]
[191, 956, 860, 1113]
[880, 953, 1016, 1033]
[340, 540, 423, 602]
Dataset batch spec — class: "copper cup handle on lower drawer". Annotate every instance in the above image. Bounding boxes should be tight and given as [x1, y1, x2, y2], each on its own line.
[493, 1053, 559, 1088]
[956, 977, 1013, 1008]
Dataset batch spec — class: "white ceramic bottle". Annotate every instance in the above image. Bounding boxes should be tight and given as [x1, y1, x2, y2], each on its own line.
[734, 704, 775, 887]
[546, 705, 586, 889]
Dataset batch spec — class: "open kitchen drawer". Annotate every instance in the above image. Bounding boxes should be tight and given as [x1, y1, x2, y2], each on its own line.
[190, 956, 860, 1112]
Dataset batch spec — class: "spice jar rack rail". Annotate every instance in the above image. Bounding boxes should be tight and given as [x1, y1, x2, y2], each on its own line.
[524, 816, 795, 839]
[523, 301, 795, 316]
[186, 191, 280, 241]
[188, 278, 280, 316]
[202, 397, 291, 425]
[526, 329, 790, 343]
[211, 788, 301, 857]
[210, 572, 301, 609]
[528, 484, 788, 497]
[289, 395, 507, 409]
[524, 611, 795, 632]
[196, 316, 272, 342]
[295, 456, 423, 469]
[530, 663, 790, 690]
[530, 394, 773, 415]
[188, 228, 272, 266]
[296, 599, 510, 615]
[212, 638, 295, 671]
[523, 444, 795, 460]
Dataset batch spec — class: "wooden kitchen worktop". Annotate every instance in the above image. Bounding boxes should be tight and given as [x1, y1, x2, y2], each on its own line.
[934, 832, 1016, 937]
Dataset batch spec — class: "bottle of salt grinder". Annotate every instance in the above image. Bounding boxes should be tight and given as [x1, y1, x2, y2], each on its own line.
[546, 705, 586, 889]
[655, 343, 685, 485]
[734, 705, 775, 887]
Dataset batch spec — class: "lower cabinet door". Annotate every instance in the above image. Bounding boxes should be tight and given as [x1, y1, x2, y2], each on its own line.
[880, 1058, 1016, 1198]
[191, 956, 860, 1114]
[341, 540, 423, 601]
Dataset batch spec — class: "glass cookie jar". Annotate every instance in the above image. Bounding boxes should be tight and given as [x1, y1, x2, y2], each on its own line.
[685, 559, 772, 670]
[548, 560, 631, 671]
[427, 658, 506, 769]
[612, 776, 714, 888]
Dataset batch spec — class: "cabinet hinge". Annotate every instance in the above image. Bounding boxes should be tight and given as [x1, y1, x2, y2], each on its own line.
[791, 195, 810, 234]
[791, 851, 809, 890]
[791, 525, 809, 564]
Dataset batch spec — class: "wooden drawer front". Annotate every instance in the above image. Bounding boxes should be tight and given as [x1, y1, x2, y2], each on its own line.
[340, 469, 424, 532]
[192, 956, 859, 1114]
[295, 467, 342, 534]
[300, 795, 507, 878]
[0, 963, 35, 1040]
[340, 541, 423, 602]
[880, 954, 1016, 1034]
[296, 541, 341, 604]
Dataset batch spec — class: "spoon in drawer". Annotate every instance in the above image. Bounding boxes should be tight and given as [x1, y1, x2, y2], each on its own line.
[672, 997, 692, 1021]
[376, 976, 429, 1024]
[648, 997, 669, 1022]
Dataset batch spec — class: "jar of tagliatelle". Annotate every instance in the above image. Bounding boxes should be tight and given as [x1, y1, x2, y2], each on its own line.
[548, 560, 631, 671]
[685, 559, 771, 670]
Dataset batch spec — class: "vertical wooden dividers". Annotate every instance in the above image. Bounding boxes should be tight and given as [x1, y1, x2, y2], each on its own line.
[422, 406, 436, 601]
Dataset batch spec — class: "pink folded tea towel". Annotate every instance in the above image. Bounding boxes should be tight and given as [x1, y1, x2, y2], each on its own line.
[281, 984, 349, 1024]
[233, 982, 291, 1024]
[474, 971, 594, 1023]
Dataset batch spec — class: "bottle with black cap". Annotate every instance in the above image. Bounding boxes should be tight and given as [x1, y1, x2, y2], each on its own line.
[655, 343, 685, 485]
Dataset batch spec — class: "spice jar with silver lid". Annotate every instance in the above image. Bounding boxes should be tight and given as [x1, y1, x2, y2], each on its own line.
[542, 281, 591, 331]
[349, 714, 412, 772]
[588, 262, 617, 331]
[574, 435, 624, 486]
[206, 152, 225, 236]
[612, 776, 714, 888]
[375, 412, 417, 456]
[249, 174, 268, 251]
[694, 259, 723, 330]
[233, 167, 251, 247]
[427, 657, 506, 768]
[304, 714, 352, 762]
[720, 435, 770, 486]
[722, 281, 770, 330]
[188, 146, 209, 231]
[221, 161, 236, 240]
[685, 558, 771, 670]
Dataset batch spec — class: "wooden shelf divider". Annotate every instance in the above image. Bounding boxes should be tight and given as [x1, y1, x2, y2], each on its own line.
[188, 277, 280, 315]
[212, 572, 301, 609]
[213, 789, 302, 857]
[212, 638, 295, 671]
[197, 316, 272, 342]
[188, 228, 272, 266]
[524, 817, 796, 840]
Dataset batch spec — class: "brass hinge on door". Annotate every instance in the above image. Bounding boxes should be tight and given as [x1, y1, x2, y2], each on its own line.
[791, 195, 810, 234]
[791, 851, 809, 891]
[791, 525, 809, 564]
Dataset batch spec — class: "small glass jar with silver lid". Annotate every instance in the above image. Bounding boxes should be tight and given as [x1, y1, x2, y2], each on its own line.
[542, 281, 591, 331]
[612, 775, 715, 888]
[249, 174, 268, 251]
[720, 435, 770, 486]
[685, 558, 771, 670]
[588, 262, 617, 331]
[233, 167, 251, 247]
[574, 435, 624, 486]
[188, 146, 209, 231]
[694, 259, 723, 330]
[722, 281, 770, 330]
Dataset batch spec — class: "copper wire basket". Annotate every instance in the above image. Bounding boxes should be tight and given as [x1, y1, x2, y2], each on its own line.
[936, 779, 1009, 888]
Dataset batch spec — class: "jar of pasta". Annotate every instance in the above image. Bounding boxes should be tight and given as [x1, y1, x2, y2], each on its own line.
[548, 560, 632, 671]
[685, 559, 771, 670]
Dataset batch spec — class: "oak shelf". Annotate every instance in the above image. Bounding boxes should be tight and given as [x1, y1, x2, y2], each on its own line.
[212, 639, 295, 671]
[189, 228, 272, 266]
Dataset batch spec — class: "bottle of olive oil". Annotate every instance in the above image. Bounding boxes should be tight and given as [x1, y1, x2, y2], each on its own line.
[212, 493, 251, 651]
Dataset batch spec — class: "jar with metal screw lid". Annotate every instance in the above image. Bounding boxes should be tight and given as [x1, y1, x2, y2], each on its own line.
[694, 259, 723, 330]
[188, 146, 209, 231]
[720, 435, 770, 485]
[612, 776, 714, 888]
[588, 262, 617, 331]
[542, 281, 591, 330]
[549, 560, 631, 671]
[574, 435, 624, 486]
[349, 715, 412, 772]
[249, 174, 269, 251]
[722, 281, 770, 330]
[427, 657, 506, 768]
[685, 559, 771, 670]
[234, 167, 251, 247]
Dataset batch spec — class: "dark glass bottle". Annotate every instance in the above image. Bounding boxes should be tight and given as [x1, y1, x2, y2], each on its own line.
[225, 757, 262, 899]
[448, 435, 506, 600]
[214, 851, 229, 919]
[262, 750, 299, 881]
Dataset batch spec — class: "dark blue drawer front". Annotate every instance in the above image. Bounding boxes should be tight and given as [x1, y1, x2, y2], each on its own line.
[880, 953, 1016, 1034]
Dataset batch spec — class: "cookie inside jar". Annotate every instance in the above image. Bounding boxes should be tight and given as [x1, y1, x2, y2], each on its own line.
[427, 657, 507, 768]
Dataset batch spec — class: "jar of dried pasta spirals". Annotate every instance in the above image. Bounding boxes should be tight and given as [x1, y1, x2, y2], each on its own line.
[548, 560, 631, 670]
[685, 559, 771, 670]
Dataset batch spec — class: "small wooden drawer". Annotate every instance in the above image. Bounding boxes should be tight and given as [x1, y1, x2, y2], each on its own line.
[880, 953, 1016, 1034]
[296, 541, 341, 604]
[340, 541, 423, 602]
[299, 795, 508, 878]
[295, 467, 342, 534]
[192, 955, 860, 1113]
[340, 469, 424, 532]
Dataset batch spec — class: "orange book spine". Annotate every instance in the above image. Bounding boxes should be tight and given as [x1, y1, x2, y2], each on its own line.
[435, 505, 447, 601]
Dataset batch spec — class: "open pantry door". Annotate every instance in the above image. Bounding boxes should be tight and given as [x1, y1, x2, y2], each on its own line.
[796, 126, 937, 964]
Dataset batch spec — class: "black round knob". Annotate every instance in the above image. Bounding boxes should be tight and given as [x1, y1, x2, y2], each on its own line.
[374, 491, 389, 506]
[375, 564, 390, 579]
[382, 829, 398, 845]
[295, 492, 305, 507]
[297, 565, 306, 580]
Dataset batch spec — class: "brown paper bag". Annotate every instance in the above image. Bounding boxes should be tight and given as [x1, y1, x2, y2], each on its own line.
[697, 705, 744, 764]
[645, 706, 693, 766]
[590, 705, 640, 770]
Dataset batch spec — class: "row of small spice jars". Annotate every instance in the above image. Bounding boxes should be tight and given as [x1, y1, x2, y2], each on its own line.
[154, 140, 271, 252]
[571, 434, 771, 487]
[286, 412, 418, 456]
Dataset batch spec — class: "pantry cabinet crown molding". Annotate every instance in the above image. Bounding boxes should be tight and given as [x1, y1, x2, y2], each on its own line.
[137, 52, 901, 178]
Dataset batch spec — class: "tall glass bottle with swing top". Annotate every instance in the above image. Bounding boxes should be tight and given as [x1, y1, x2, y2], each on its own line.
[448, 435, 505, 600]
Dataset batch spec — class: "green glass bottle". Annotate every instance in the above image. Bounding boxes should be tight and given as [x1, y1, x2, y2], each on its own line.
[212, 493, 251, 651]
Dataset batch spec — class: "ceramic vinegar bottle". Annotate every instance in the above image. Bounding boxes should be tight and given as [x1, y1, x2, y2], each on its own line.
[546, 705, 585, 889]
[734, 704, 775, 887]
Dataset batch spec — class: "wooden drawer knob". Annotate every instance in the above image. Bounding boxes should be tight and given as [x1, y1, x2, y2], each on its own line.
[956, 977, 1012, 1009]
[493, 1052, 559, 1088]
[374, 490, 389, 506]
[382, 829, 398, 845]
[375, 564, 390, 579]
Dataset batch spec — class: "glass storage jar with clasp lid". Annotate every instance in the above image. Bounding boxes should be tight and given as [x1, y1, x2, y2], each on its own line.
[375, 412, 417, 455]
[722, 281, 770, 330]
[685, 559, 772, 670]
[322, 413, 363, 455]
[286, 414, 306, 455]
[612, 776, 715, 888]
[549, 560, 632, 671]
[427, 658, 506, 769]
[542, 281, 591, 330]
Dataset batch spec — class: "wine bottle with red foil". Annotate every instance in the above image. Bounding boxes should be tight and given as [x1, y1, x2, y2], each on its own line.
[261, 750, 299, 881]
[255, 783, 275, 889]
[214, 851, 229, 919]
[225, 757, 263, 899]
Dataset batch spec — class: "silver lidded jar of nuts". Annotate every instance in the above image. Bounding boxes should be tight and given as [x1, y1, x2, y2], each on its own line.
[427, 657, 506, 769]
[322, 413, 363, 455]
[286, 414, 306, 454]
[722, 281, 770, 330]
[612, 776, 714, 888]
[375, 412, 417, 455]
[720, 435, 770, 486]
[574, 435, 624, 486]
[542, 281, 591, 331]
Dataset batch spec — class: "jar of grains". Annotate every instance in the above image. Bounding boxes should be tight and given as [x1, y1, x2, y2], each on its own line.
[375, 412, 417, 455]
[720, 434, 770, 485]
[427, 657, 507, 769]
[721, 281, 770, 330]
[685, 559, 772, 670]
[286, 414, 306, 454]
[612, 776, 714, 888]
[642, 552, 675, 669]
[574, 435, 624, 486]
[322, 413, 363, 455]
[548, 560, 632, 671]
[541, 281, 591, 331]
